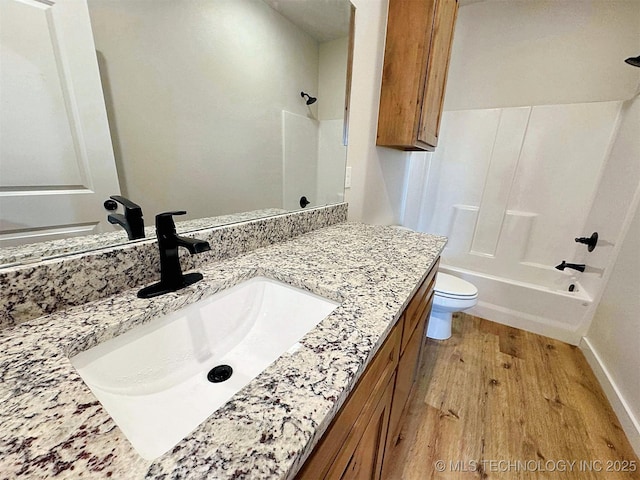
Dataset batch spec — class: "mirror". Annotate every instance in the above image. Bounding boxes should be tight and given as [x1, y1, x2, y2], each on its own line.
[0, 0, 352, 268]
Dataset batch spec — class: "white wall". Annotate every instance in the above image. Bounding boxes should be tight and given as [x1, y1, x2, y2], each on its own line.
[583, 190, 640, 454]
[88, 0, 319, 220]
[445, 0, 640, 110]
[344, 0, 409, 225]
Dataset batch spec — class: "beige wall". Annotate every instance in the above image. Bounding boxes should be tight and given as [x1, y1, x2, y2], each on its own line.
[344, 0, 410, 225]
[89, 0, 319, 221]
[445, 0, 640, 110]
[317, 37, 349, 206]
[318, 37, 348, 121]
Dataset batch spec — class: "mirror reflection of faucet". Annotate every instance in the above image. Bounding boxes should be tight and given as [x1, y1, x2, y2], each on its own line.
[105, 195, 145, 240]
[138, 211, 211, 299]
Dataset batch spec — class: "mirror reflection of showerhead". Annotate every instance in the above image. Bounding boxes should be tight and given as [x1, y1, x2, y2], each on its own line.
[624, 55, 640, 67]
[300, 91, 317, 105]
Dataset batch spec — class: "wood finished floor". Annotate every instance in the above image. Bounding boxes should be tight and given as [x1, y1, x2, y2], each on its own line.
[383, 314, 640, 479]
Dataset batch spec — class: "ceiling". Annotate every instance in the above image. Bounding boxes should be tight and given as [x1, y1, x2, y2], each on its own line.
[263, 0, 351, 43]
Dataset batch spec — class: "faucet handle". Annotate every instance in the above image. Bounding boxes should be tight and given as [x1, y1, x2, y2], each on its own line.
[155, 211, 187, 234]
[574, 232, 598, 252]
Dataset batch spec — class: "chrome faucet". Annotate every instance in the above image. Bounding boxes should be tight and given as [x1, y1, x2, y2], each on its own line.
[138, 211, 211, 298]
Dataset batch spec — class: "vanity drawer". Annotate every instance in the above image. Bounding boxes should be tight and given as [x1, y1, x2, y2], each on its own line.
[401, 259, 439, 353]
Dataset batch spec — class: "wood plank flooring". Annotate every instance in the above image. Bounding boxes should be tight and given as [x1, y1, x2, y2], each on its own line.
[383, 314, 640, 479]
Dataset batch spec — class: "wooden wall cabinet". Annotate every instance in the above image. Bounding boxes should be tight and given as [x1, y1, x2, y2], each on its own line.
[296, 259, 439, 480]
[377, 0, 458, 151]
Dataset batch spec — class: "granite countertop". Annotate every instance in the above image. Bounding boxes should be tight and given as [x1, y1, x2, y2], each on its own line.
[0, 223, 446, 479]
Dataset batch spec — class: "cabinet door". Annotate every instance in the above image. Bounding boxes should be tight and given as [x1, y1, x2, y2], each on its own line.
[331, 376, 395, 480]
[418, 0, 458, 147]
[295, 327, 400, 480]
[376, 0, 437, 149]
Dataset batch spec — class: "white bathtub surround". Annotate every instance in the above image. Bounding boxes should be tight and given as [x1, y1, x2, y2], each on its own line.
[403, 101, 625, 344]
[317, 118, 348, 205]
[282, 111, 320, 210]
[0, 224, 446, 478]
[578, 96, 640, 329]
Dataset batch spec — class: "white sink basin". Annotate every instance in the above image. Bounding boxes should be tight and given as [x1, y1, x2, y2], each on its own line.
[70, 276, 339, 460]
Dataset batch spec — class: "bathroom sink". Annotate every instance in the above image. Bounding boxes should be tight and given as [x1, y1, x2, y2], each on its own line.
[70, 276, 339, 460]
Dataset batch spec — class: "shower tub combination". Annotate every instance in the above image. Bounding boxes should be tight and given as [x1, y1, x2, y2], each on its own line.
[440, 265, 593, 345]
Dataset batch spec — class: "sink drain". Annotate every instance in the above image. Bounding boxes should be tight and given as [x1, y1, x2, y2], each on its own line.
[207, 364, 233, 383]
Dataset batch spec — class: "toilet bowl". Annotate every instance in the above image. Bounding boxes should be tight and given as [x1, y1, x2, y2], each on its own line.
[427, 272, 478, 340]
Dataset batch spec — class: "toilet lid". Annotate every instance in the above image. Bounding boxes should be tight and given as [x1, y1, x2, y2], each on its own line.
[435, 273, 478, 299]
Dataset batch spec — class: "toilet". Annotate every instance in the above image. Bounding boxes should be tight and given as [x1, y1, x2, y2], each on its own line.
[427, 272, 478, 340]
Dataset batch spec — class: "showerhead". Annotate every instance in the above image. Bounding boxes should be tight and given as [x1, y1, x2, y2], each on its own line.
[300, 91, 317, 105]
[624, 55, 640, 68]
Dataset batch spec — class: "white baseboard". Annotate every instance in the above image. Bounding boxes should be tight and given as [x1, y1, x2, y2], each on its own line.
[580, 337, 640, 457]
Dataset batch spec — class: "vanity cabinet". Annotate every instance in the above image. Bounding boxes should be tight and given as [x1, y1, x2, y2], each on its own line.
[376, 0, 458, 151]
[296, 326, 400, 480]
[385, 263, 437, 455]
[296, 259, 439, 480]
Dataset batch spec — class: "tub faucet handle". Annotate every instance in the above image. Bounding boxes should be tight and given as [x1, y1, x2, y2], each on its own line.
[574, 232, 598, 252]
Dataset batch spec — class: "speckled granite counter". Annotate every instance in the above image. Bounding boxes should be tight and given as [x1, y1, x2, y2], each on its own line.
[0, 223, 446, 479]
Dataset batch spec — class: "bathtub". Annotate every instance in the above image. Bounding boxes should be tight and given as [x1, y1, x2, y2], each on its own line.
[440, 265, 593, 345]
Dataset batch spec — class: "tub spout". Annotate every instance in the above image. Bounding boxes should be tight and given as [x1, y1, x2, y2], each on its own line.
[555, 261, 586, 273]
